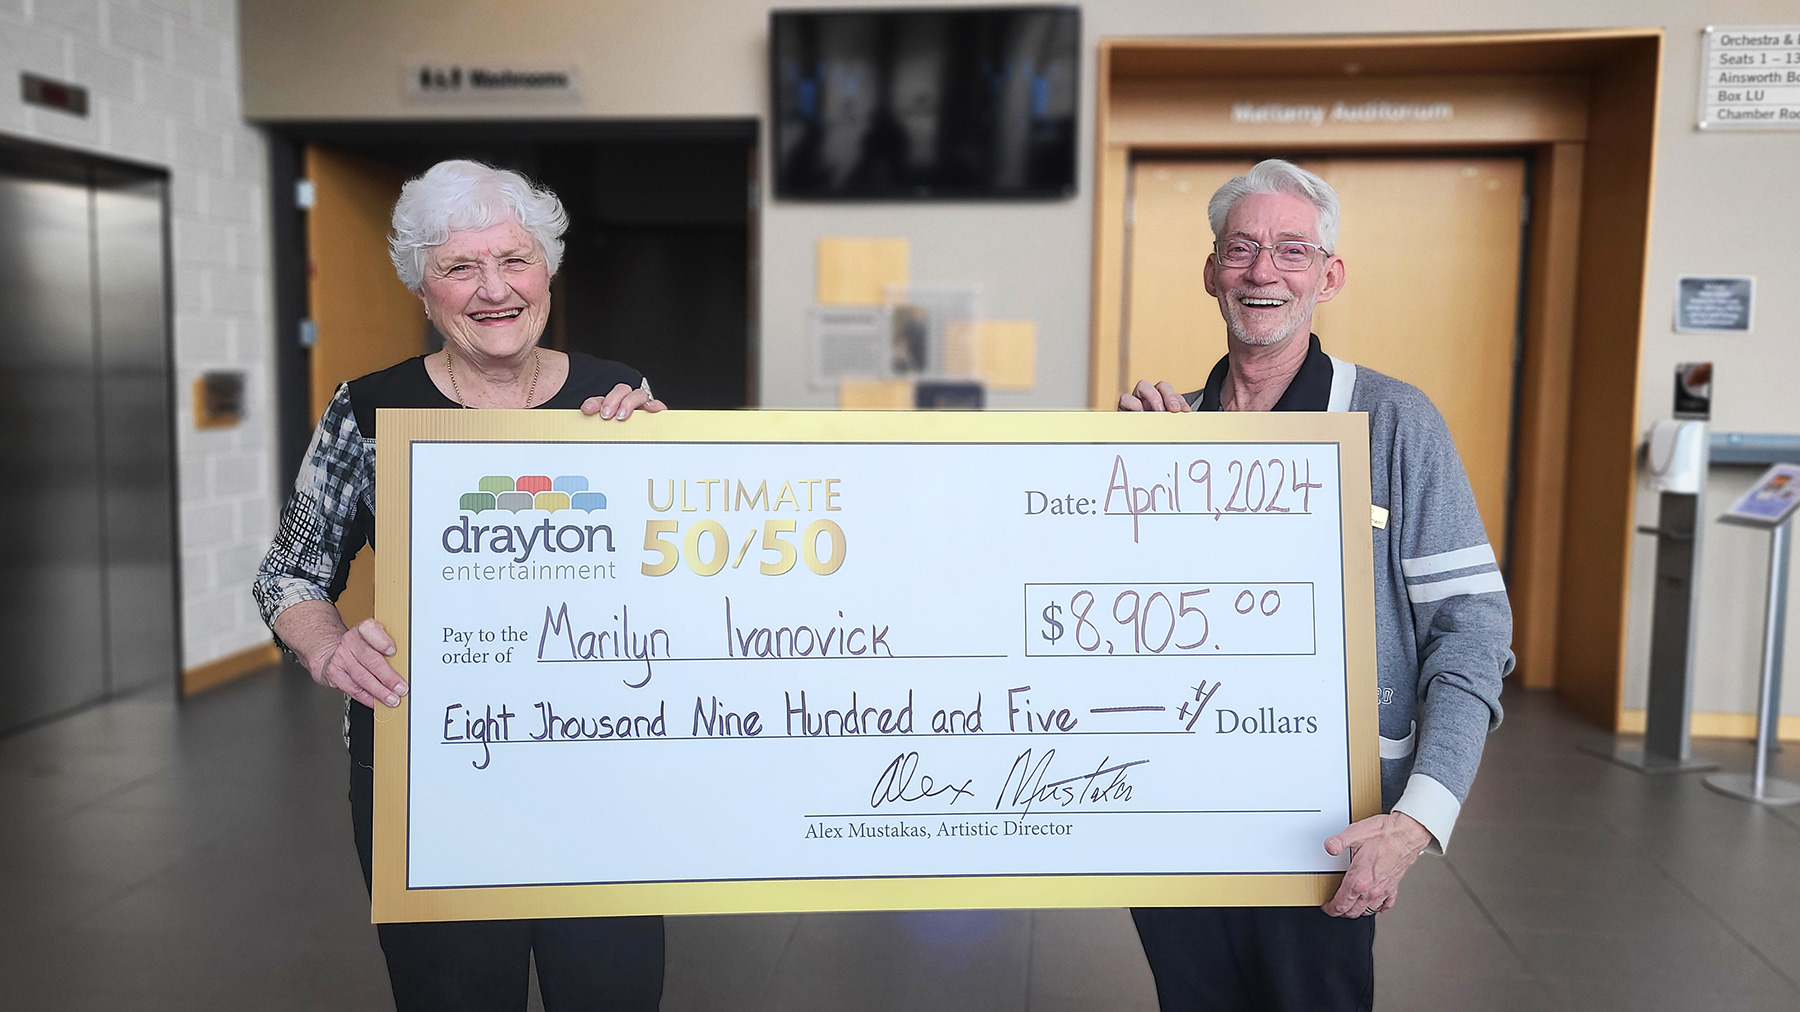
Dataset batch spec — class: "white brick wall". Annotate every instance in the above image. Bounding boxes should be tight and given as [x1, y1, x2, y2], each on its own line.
[1, 0, 278, 670]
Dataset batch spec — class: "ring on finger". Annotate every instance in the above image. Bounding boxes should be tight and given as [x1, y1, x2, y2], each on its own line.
[1363, 905, 1381, 916]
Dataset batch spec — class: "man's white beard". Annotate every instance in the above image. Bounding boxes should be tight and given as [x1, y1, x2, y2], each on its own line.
[1222, 285, 1318, 348]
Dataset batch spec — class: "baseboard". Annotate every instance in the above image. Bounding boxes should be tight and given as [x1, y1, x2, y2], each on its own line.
[1617, 708, 1800, 742]
[181, 642, 283, 697]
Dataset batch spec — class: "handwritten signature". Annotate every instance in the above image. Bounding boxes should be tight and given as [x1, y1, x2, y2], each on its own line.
[996, 748, 1144, 815]
[866, 748, 1146, 816]
[870, 751, 976, 807]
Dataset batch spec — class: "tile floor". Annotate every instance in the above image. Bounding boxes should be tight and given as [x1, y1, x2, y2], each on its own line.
[2, 667, 1797, 1011]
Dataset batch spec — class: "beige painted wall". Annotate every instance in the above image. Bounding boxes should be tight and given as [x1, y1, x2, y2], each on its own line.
[237, 0, 1800, 725]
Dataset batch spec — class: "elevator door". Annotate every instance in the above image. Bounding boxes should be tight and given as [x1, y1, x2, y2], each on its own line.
[0, 147, 176, 733]
[1124, 156, 1527, 559]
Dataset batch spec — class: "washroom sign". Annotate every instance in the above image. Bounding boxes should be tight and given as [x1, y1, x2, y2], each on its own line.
[371, 409, 1379, 922]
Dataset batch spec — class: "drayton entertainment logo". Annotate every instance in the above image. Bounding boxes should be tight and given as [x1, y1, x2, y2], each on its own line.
[458, 474, 607, 514]
[442, 474, 614, 563]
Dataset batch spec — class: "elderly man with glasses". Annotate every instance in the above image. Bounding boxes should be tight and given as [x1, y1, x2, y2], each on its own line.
[1119, 159, 1514, 1012]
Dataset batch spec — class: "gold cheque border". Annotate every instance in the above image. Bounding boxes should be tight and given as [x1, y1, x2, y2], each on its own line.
[373, 408, 1378, 923]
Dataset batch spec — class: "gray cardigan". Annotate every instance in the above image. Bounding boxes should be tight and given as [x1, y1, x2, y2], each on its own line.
[1189, 338, 1514, 851]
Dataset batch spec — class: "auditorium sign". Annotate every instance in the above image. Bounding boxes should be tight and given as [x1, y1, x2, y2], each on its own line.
[1229, 101, 1454, 127]
[403, 61, 580, 103]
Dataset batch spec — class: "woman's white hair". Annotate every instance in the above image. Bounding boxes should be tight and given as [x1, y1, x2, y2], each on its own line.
[1207, 159, 1341, 253]
[388, 160, 569, 291]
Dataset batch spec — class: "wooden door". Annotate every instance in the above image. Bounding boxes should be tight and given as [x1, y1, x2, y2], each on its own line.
[1123, 156, 1527, 560]
[305, 144, 420, 626]
[1123, 160, 1252, 391]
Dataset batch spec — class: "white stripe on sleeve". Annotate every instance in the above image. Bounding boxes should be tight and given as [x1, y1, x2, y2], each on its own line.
[1400, 543, 1498, 578]
[1407, 570, 1507, 603]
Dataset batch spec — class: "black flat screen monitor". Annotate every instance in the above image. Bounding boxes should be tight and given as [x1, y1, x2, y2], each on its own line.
[771, 6, 1079, 200]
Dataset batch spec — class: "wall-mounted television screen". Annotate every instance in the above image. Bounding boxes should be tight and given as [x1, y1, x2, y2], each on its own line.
[771, 6, 1079, 200]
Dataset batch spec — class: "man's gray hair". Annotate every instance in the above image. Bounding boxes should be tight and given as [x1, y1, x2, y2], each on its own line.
[388, 160, 569, 291]
[1208, 159, 1341, 253]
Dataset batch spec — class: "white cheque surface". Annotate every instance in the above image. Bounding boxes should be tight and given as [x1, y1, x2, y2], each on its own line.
[405, 439, 1353, 889]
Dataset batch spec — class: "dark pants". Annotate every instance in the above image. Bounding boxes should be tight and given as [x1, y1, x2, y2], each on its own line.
[349, 703, 664, 1012]
[1132, 906, 1375, 1012]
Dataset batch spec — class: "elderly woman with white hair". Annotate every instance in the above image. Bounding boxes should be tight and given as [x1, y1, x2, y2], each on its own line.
[253, 160, 664, 1010]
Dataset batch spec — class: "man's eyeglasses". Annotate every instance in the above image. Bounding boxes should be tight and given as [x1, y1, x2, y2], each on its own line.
[1212, 239, 1330, 271]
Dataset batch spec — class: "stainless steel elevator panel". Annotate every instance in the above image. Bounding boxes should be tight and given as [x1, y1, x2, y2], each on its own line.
[93, 179, 177, 695]
[0, 148, 177, 733]
[0, 175, 109, 727]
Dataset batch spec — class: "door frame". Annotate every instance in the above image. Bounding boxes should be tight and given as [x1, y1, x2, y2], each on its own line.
[1089, 30, 1663, 729]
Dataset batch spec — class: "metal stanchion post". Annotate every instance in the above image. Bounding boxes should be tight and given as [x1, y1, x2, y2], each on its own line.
[1705, 520, 1800, 805]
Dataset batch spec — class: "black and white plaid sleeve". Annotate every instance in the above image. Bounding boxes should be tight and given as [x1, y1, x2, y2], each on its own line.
[251, 384, 373, 632]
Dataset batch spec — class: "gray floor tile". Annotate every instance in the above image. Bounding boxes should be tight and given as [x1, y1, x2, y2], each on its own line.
[662, 912, 802, 1010]
[1029, 992, 1161, 1012]
[1026, 908, 1157, 1007]
[1518, 925, 1799, 1012]
[1474, 882, 1729, 945]
[1374, 970, 1564, 1012]
[759, 909, 1030, 1011]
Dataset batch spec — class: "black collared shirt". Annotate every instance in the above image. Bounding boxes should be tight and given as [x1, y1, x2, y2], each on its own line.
[1186, 334, 1334, 412]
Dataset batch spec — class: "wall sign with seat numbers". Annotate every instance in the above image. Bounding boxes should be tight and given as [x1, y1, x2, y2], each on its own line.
[372, 409, 1379, 923]
[1698, 26, 1800, 130]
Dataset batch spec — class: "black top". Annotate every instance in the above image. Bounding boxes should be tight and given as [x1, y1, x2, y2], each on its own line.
[1185, 334, 1333, 413]
[346, 351, 645, 438]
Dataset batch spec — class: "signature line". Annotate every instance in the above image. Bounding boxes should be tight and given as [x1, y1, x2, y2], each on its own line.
[802, 809, 1324, 818]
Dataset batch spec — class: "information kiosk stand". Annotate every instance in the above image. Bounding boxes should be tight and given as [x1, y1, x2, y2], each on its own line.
[1705, 463, 1800, 806]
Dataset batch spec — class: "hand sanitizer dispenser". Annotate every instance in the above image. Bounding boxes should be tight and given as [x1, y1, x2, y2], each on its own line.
[1647, 419, 1708, 494]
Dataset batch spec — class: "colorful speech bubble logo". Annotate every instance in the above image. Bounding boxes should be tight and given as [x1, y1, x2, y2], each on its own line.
[461, 476, 604, 513]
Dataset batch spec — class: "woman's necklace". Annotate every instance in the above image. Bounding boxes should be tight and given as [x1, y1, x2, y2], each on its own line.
[446, 348, 540, 409]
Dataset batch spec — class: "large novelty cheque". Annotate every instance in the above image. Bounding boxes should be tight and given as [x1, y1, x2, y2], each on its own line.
[371, 410, 1378, 922]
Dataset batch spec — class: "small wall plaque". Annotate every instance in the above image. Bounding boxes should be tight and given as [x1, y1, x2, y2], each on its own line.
[194, 371, 246, 429]
[1675, 277, 1754, 332]
[20, 73, 88, 117]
